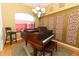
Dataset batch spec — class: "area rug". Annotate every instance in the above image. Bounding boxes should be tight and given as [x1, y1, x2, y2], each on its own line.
[12, 43, 28, 56]
[12, 42, 72, 56]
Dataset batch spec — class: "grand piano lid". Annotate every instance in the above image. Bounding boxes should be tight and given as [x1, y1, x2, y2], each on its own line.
[24, 29, 37, 32]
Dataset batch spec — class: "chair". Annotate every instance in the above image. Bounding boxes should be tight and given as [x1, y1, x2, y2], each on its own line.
[5, 27, 17, 45]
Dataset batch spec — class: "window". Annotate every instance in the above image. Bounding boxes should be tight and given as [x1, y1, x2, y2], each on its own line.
[15, 13, 35, 32]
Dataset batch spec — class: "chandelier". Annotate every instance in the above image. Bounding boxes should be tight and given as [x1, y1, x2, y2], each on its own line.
[32, 6, 45, 18]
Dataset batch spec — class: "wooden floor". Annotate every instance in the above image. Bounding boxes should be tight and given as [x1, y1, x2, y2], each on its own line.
[0, 40, 24, 56]
[0, 39, 79, 56]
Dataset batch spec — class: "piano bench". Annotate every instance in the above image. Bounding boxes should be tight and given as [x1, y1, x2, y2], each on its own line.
[44, 41, 57, 56]
[34, 41, 57, 56]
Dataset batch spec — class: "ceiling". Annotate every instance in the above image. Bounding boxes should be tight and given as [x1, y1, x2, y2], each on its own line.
[24, 3, 50, 8]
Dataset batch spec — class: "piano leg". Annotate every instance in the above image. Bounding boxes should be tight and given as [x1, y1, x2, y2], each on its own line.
[50, 51, 53, 56]
[33, 48, 37, 56]
[42, 47, 45, 56]
[25, 40, 27, 46]
[26, 41, 27, 46]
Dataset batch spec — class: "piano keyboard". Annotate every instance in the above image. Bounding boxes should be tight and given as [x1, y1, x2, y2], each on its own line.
[42, 34, 54, 43]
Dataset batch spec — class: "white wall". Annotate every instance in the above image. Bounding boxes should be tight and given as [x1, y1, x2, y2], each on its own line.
[0, 4, 4, 51]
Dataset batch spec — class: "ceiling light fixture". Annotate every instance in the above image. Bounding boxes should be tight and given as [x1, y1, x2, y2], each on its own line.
[32, 6, 45, 18]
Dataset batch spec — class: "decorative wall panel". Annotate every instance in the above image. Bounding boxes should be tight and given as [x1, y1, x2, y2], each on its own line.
[56, 15, 63, 41]
[66, 11, 79, 45]
[40, 18, 43, 26]
[40, 6, 79, 48]
[40, 17, 48, 28]
[48, 17, 54, 30]
[40, 16, 54, 30]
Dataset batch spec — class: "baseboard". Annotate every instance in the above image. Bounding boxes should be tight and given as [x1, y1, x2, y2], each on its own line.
[52, 39, 79, 52]
[0, 46, 3, 52]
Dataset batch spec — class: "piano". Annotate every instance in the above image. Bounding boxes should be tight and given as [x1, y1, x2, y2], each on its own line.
[21, 27, 55, 55]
